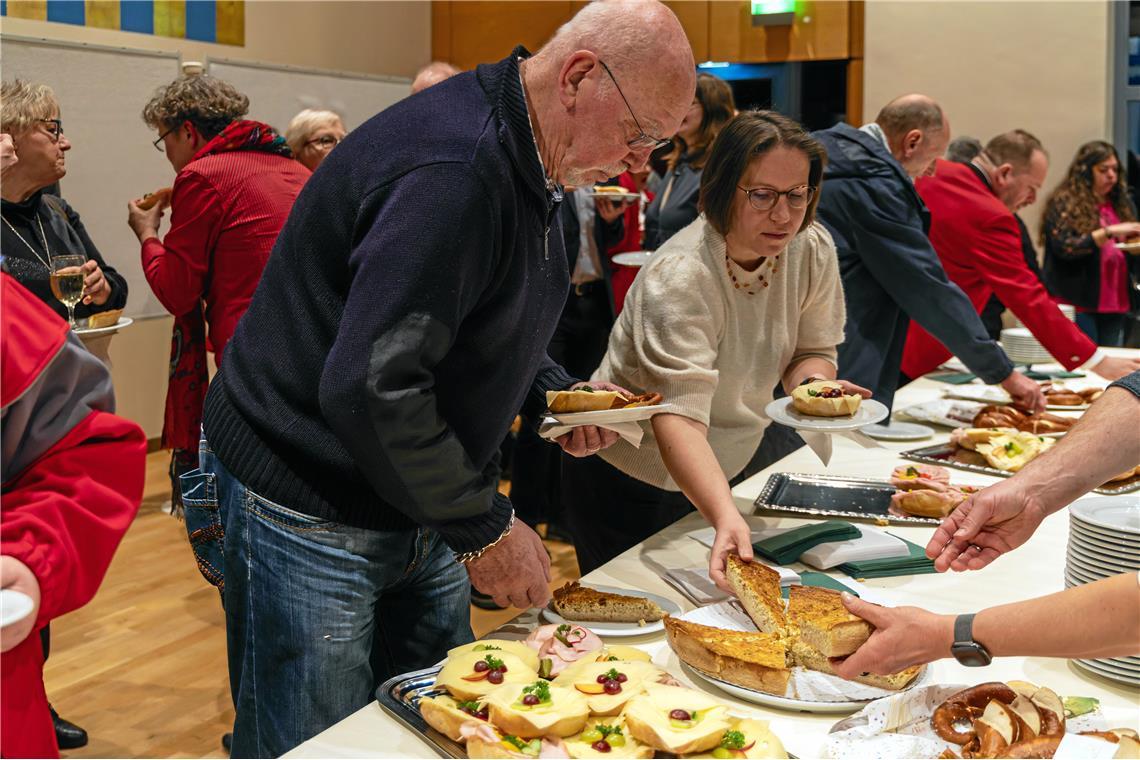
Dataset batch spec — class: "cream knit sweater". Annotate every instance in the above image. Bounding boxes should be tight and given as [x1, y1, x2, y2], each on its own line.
[593, 215, 846, 490]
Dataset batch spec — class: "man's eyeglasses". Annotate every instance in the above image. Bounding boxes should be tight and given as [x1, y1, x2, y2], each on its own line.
[306, 135, 341, 150]
[153, 126, 176, 152]
[598, 60, 672, 152]
[38, 119, 63, 142]
[739, 185, 815, 212]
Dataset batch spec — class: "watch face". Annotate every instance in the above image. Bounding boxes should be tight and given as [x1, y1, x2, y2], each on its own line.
[952, 642, 993, 667]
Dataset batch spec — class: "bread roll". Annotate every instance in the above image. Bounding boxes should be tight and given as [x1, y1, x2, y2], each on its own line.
[790, 381, 861, 417]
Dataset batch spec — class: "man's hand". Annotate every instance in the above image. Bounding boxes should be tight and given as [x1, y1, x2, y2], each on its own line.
[466, 520, 552, 609]
[924, 479, 1049, 572]
[126, 199, 164, 242]
[554, 381, 631, 457]
[0, 556, 41, 653]
[829, 593, 954, 678]
[708, 512, 754, 593]
[1092, 356, 1140, 382]
[1000, 370, 1046, 413]
[0, 133, 17, 177]
[80, 259, 112, 305]
[595, 196, 632, 223]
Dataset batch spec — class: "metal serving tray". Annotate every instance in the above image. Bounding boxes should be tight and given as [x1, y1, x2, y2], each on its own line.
[376, 666, 462, 758]
[899, 444, 1140, 496]
[753, 472, 940, 525]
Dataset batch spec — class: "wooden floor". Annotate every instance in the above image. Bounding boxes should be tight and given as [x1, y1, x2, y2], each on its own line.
[42, 450, 579, 759]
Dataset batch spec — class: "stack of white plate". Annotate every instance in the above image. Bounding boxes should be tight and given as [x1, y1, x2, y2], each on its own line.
[1009, 303, 1076, 327]
[1065, 496, 1140, 686]
[1000, 327, 1055, 365]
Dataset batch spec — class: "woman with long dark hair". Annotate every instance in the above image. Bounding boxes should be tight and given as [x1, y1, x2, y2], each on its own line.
[1042, 141, 1140, 346]
[642, 73, 735, 250]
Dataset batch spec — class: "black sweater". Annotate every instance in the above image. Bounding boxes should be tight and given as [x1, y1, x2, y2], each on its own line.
[203, 49, 577, 553]
[0, 191, 129, 321]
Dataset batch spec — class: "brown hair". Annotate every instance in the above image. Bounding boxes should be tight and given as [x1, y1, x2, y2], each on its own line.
[875, 97, 944, 141]
[141, 74, 249, 140]
[699, 110, 825, 236]
[983, 129, 1046, 170]
[1040, 140, 1135, 243]
[664, 73, 735, 172]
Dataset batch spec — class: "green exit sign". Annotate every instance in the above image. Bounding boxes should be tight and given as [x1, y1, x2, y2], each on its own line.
[751, 0, 796, 26]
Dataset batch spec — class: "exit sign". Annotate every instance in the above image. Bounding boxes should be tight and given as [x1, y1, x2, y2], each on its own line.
[751, 0, 796, 26]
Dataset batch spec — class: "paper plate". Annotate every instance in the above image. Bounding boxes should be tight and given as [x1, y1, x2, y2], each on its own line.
[765, 397, 888, 432]
[549, 402, 673, 427]
[859, 422, 934, 441]
[540, 585, 680, 638]
[0, 589, 35, 629]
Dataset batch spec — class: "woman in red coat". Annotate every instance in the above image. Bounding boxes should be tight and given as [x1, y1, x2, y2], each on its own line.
[1, 273, 146, 758]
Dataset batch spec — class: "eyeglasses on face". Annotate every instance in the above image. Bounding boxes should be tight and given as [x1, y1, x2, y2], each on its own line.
[153, 125, 177, 152]
[38, 118, 63, 142]
[306, 135, 341, 150]
[597, 60, 672, 152]
[738, 184, 815, 212]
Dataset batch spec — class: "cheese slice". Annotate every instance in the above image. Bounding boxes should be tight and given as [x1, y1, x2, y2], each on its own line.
[623, 682, 731, 754]
[446, 640, 540, 671]
[435, 650, 538, 701]
[559, 660, 663, 715]
[484, 682, 590, 737]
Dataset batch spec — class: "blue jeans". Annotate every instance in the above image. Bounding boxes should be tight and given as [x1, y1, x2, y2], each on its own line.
[181, 439, 473, 758]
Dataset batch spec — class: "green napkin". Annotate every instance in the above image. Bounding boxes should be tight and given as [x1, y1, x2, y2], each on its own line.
[753, 521, 860, 565]
[837, 533, 937, 579]
[780, 571, 859, 598]
[927, 371, 978, 385]
[1024, 369, 1085, 380]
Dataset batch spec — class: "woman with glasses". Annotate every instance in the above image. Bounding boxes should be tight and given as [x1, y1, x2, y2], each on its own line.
[0, 80, 128, 326]
[562, 111, 868, 586]
[125, 74, 309, 520]
[284, 109, 347, 172]
[642, 73, 735, 250]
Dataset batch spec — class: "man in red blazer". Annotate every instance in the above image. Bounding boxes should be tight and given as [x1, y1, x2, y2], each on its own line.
[903, 130, 1140, 382]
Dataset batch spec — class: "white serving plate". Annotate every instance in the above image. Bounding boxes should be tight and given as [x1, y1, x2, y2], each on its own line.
[942, 384, 1093, 412]
[1069, 496, 1140, 535]
[1070, 521, 1140, 549]
[540, 584, 680, 638]
[0, 589, 35, 629]
[1064, 551, 1123, 580]
[611, 250, 653, 268]
[858, 422, 934, 441]
[1068, 536, 1140, 568]
[73, 316, 133, 338]
[1073, 658, 1140, 687]
[1116, 240, 1140, 253]
[549, 402, 673, 427]
[764, 397, 888, 432]
[588, 189, 640, 202]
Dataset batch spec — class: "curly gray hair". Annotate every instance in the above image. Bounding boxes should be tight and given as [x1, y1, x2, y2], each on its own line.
[141, 74, 249, 140]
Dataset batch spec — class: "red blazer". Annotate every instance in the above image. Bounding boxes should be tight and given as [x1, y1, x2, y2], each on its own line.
[902, 160, 1096, 378]
[1, 275, 146, 758]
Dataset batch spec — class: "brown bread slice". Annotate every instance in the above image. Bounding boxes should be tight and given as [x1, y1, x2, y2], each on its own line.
[663, 616, 790, 696]
[550, 581, 665, 624]
[786, 585, 871, 658]
[725, 555, 786, 635]
[788, 637, 920, 691]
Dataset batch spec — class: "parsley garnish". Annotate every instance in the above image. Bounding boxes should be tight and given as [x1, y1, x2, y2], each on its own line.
[522, 680, 551, 702]
[597, 725, 623, 738]
[457, 700, 482, 712]
[905, 466, 919, 477]
[472, 644, 501, 652]
[602, 668, 623, 681]
[483, 654, 504, 671]
[720, 729, 747, 750]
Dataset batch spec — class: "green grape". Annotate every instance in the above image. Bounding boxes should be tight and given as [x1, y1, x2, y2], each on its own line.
[581, 729, 603, 743]
[712, 748, 734, 760]
[606, 733, 626, 747]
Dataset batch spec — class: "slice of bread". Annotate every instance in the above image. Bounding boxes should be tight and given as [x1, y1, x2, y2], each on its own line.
[663, 616, 790, 696]
[551, 582, 665, 624]
[85, 308, 123, 329]
[788, 637, 920, 691]
[725, 555, 786, 635]
[786, 585, 871, 658]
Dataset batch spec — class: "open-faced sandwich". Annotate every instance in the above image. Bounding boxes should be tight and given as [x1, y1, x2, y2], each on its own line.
[546, 387, 663, 414]
[790, 381, 861, 417]
[623, 682, 733, 755]
[484, 679, 590, 739]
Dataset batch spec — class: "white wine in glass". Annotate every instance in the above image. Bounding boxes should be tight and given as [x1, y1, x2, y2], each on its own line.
[50, 254, 87, 329]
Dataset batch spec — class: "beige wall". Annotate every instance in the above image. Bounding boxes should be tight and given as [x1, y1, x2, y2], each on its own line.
[2, 2, 431, 440]
[863, 0, 1112, 243]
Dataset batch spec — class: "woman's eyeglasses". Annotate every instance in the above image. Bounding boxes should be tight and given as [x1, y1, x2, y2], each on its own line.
[38, 119, 63, 142]
[739, 185, 815, 212]
[153, 126, 176, 152]
[306, 135, 341, 150]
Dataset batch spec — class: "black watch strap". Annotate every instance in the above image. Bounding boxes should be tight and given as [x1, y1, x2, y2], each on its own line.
[951, 613, 993, 667]
[954, 613, 975, 643]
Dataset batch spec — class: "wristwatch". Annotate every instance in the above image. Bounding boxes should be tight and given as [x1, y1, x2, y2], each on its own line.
[951, 613, 993, 667]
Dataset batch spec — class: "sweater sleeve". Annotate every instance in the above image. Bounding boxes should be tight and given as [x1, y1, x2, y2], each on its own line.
[59, 199, 129, 312]
[1042, 206, 1098, 260]
[317, 163, 515, 554]
[789, 224, 846, 368]
[141, 170, 222, 318]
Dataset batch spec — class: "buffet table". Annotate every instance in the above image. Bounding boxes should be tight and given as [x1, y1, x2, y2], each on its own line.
[285, 361, 1140, 758]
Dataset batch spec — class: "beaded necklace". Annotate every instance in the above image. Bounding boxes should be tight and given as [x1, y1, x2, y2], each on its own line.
[1, 212, 53, 270]
[725, 252, 779, 295]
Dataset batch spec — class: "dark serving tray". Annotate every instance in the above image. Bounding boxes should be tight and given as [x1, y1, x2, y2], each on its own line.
[899, 444, 1140, 496]
[376, 666, 462, 758]
[753, 472, 940, 525]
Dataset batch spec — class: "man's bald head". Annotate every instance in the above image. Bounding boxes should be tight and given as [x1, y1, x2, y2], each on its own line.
[411, 61, 461, 94]
[874, 93, 950, 179]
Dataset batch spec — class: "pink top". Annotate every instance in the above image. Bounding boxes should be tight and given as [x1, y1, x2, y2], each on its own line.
[1097, 202, 1129, 313]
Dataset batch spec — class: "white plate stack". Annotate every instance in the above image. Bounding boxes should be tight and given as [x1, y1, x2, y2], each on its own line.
[999, 327, 1055, 365]
[1064, 496, 1140, 686]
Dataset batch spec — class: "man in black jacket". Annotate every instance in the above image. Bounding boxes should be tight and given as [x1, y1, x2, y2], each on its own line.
[813, 95, 1044, 412]
[197, 1, 696, 755]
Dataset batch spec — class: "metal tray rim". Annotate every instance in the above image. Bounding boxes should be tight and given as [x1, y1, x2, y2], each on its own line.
[376, 665, 461, 759]
[753, 472, 941, 526]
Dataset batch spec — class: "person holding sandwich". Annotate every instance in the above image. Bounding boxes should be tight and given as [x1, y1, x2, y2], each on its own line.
[563, 110, 870, 587]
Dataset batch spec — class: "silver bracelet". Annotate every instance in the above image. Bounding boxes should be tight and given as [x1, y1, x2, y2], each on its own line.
[454, 510, 516, 565]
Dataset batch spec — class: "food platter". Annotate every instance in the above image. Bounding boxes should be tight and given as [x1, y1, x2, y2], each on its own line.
[753, 472, 942, 526]
[764, 397, 889, 432]
[376, 666, 464, 759]
[941, 385, 1096, 412]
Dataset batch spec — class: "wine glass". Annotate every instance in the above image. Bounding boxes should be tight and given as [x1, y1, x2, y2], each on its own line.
[49, 254, 86, 329]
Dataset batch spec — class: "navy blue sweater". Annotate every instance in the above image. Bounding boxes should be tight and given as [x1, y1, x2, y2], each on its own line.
[203, 49, 576, 553]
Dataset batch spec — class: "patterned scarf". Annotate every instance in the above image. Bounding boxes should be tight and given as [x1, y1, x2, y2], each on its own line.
[163, 120, 292, 452]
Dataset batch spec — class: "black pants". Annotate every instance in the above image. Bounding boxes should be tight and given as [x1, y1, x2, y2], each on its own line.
[512, 283, 612, 527]
[561, 453, 695, 575]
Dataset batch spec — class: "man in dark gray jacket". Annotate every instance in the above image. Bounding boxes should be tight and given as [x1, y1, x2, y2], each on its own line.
[813, 95, 1044, 412]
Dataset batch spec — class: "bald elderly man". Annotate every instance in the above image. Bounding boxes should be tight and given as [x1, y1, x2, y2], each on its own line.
[411, 60, 460, 94]
[197, 1, 695, 754]
[812, 95, 1044, 412]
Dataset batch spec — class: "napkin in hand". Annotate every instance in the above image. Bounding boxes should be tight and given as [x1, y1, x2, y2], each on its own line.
[753, 520, 861, 565]
[662, 567, 731, 605]
[538, 416, 644, 447]
[836, 532, 937, 578]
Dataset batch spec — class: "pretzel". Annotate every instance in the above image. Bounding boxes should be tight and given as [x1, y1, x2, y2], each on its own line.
[931, 683, 1017, 745]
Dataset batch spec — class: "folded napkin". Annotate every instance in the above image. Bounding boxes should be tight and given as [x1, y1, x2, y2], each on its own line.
[538, 416, 644, 447]
[662, 567, 731, 606]
[1025, 369, 1085, 380]
[836, 532, 937, 579]
[753, 520, 861, 565]
[927, 371, 979, 385]
[929, 369, 1085, 384]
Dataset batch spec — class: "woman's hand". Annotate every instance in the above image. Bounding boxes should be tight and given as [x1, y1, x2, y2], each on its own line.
[0, 556, 41, 653]
[708, 511, 754, 593]
[829, 593, 955, 678]
[835, 379, 872, 398]
[126, 199, 164, 242]
[1107, 221, 1140, 241]
[80, 259, 111, 305]
[0, 133, 17, 177]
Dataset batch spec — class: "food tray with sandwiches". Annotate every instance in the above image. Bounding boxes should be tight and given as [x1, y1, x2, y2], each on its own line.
[377, 665, 465, 759]
[752, 473, 943, 526]
[943, 383, 1105, 412]
[900, 444, 1140, 495]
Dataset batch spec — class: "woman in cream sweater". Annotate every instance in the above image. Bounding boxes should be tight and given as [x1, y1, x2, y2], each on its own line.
[563, 111, 869, 587]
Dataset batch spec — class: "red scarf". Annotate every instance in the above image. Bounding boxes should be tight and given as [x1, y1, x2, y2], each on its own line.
[162, 120, 292, 451]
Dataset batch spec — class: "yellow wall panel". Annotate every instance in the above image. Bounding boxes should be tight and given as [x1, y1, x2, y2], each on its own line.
[85, 0, 119, 30]
[154, 0, 185, 40]
[5, 1, 47, 21]
[215, 0, 244, 46]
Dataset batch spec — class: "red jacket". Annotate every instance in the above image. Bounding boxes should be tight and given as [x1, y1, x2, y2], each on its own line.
[902, 160, 1096, 378]
[141, 149, 310, 358]
[0, 275, 146, 758]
